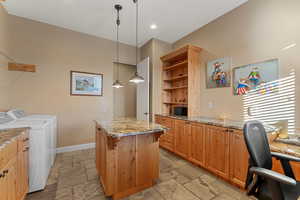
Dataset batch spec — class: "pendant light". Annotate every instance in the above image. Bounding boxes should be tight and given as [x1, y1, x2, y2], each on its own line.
[129, 0, 145, 84]
[112, 4, 124, 88]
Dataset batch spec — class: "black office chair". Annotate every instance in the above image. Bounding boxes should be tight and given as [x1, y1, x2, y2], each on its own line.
[243, 120, 300, 200]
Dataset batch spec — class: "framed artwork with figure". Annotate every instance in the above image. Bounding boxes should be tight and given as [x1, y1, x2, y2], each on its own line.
[206, 57, 231, 89]
[70, 71, 103, 96]
[232, 59, 279, 96]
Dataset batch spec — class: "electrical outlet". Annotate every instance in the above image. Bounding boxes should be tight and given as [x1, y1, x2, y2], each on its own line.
[208, 102, 213, 109]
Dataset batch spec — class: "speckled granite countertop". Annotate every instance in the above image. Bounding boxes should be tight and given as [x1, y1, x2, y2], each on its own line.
[270, 142, 300, 158]
[95, 119, 168, 138]
[0, 128, 29, 150]
[156, 114, 278, 132]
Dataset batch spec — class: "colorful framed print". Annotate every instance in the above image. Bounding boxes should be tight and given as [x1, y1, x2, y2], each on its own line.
[232, 59, 279, 96]
[206, 57, 231, 88]
[70, 71, 103, 96]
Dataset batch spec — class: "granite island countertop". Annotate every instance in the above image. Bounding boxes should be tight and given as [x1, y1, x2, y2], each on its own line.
[95, 118, 168, 138]
[156, 114, 278, 132]
[0, 128, 30, 150]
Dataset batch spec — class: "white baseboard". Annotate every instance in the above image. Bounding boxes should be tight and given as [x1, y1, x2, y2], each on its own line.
[56, 143, 95, 154]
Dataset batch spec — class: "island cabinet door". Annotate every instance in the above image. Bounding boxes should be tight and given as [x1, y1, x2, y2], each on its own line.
[229, 129, 249, 188]
[174, 120, 191, 159]
[205, 126, 230, 180]
[190, 122, 206, 167]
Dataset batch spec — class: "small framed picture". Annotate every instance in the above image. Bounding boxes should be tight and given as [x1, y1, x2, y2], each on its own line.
[70, 71, 103, 96]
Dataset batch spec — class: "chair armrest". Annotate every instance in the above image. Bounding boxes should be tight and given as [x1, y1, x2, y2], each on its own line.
[271, 152, 300, 162]
[250, 167, 297, 186]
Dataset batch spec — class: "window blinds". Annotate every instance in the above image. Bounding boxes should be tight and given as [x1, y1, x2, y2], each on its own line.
[243, 70, 296, 134]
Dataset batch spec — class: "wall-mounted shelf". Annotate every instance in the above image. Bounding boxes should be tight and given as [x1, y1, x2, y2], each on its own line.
[163, 102, 188, 105]
[164, 75, 188, 82]
[163, 60, 188, 71]
[8, 63, 36, 72]
[161, 45, 201, 117]
[163, 86, 188, 91]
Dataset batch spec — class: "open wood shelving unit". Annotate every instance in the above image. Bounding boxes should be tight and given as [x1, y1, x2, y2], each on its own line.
[161, 45, 202, 117]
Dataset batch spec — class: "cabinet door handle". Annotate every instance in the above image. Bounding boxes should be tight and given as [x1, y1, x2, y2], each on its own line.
[23, 147, 30, 152]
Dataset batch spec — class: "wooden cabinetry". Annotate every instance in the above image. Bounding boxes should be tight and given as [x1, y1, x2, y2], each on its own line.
[190, 122, 206, 167]
[0, 131, 29, 200]
[205, 126, 230, 180]
[229, 129, 249, 188]
[95, 123, 161, 200]
[174, 120, 191, 158]
[160, 45, 202, 117]
[156, 116, 175, 151]
[272, 158, 300, 181]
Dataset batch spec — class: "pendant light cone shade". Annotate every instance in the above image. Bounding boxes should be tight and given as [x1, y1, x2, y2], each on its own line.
[112, 4, 124, 88]
[112, 80, 124, 88]
[129, 0, 145, 84]
[129, 72, 144, 83]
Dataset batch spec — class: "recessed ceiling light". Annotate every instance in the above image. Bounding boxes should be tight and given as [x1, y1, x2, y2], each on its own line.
[150, 24, 157, 30]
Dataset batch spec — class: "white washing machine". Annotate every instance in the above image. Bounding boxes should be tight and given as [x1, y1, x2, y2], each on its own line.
[0, 114, 52, 193]
[7, 110, 57, 166]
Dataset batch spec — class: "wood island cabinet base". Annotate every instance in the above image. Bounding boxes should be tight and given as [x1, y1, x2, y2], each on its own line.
[95, 124, 162, 200]
[111, 181, 154, 200]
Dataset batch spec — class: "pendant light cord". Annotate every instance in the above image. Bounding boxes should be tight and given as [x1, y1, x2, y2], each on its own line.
[116, 7, 120, 80]
[135, 0, 139, 72]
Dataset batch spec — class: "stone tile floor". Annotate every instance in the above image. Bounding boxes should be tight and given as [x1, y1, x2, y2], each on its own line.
[26, 148, 254, 200]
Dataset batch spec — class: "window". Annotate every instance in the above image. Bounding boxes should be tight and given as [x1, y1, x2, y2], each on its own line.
[243, 70, 295, 134]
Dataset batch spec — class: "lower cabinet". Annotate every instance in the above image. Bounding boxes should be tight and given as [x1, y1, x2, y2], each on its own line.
[229, 129, 249, 188]
[205, 126, 230, 180]
[272, 158, 300, 181]
[155, 115, 250, 188]
[0, 131, 29, 200]
[174, 120, 190, 158]
[190, 122, 206, 167]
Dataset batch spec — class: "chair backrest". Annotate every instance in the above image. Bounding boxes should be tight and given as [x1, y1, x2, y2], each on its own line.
[243, 120, 272, 170]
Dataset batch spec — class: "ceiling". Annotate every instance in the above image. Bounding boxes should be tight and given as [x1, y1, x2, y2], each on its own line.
[3, 0, 248, 46]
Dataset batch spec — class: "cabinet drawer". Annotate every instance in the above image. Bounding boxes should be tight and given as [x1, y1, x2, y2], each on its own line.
[160, 117, 173, 128]
[160, 140, 174, 151]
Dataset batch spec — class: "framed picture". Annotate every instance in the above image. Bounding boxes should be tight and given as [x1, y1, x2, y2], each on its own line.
[70, 71, 103, 96]
[206, 57, 231, 88]
[232, 59, 279, 96]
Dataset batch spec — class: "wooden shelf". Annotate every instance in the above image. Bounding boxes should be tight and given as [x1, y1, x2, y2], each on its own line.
[163, 60, 188, 71]
[163, 102, 188, 105]
[164, 75, 188, 82]
[163, 86, 188, 91]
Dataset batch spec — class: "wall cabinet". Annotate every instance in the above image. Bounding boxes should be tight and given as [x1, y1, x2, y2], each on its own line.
[205, 126, 230, 180]
[0, 131, 29, 200]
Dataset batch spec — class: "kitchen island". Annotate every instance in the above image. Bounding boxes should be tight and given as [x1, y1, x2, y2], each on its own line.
[94, 119, 167, 200]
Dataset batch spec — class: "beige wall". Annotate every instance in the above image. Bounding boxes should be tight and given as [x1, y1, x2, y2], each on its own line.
[174, 0, 300, 128]
[141, 39, 172, 120]
[0, 4, 11, 109]
[113, 63, 136, 118]
[6, 15, 136, 147]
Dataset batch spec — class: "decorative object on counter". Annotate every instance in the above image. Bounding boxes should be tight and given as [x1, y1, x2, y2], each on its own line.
[70, 71, 103, 96]
[206, 57, 231, 88]
[112, 4, 124, 89]
[129, 0, 145, 84]
[233, 59, 279, 95]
